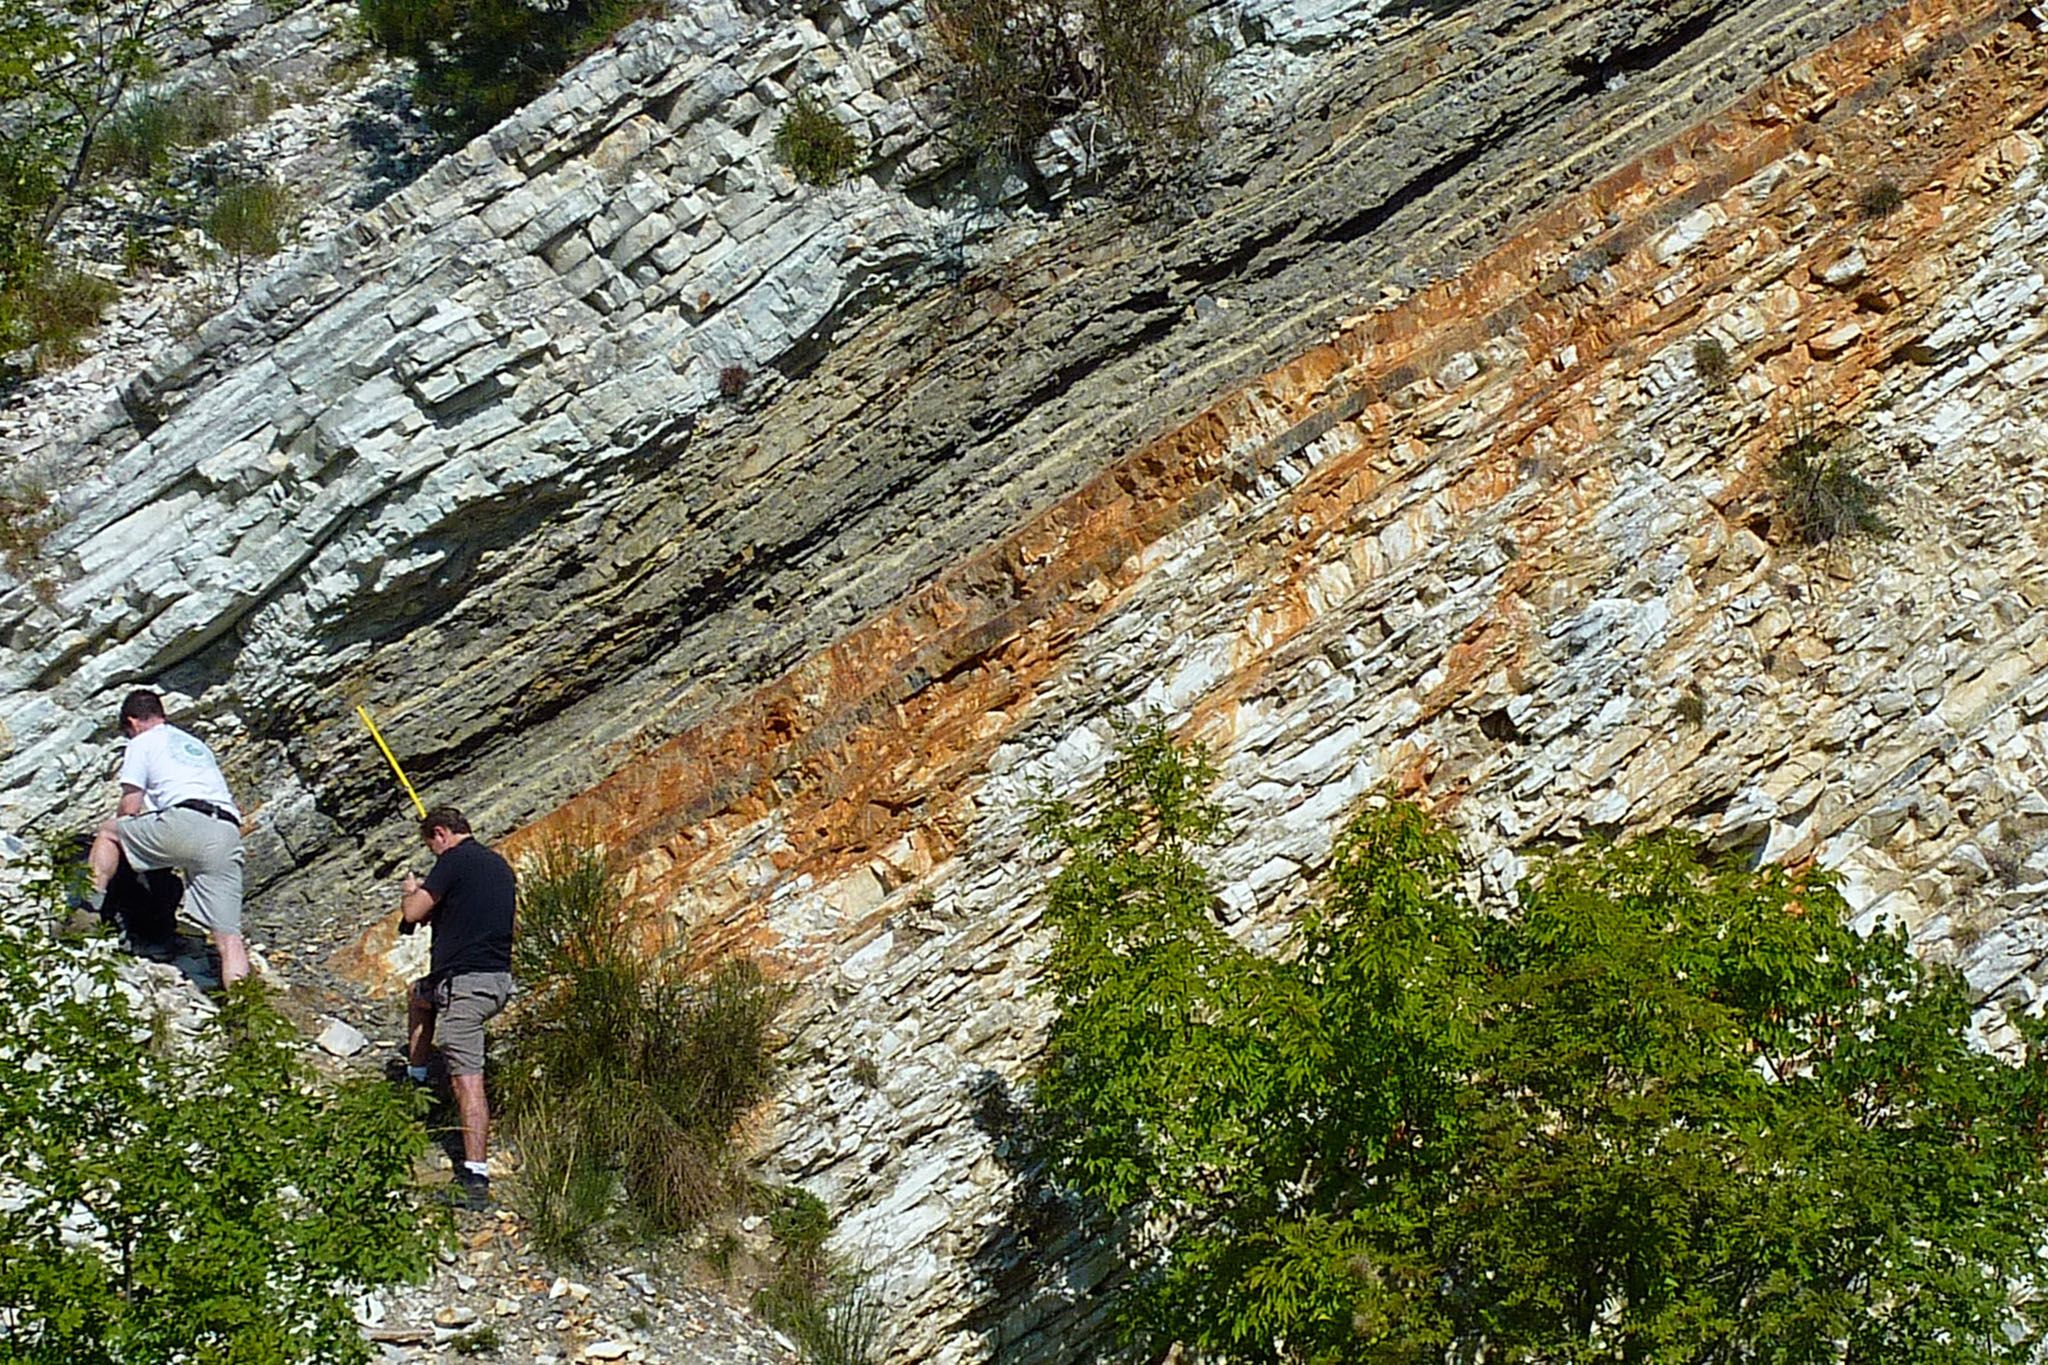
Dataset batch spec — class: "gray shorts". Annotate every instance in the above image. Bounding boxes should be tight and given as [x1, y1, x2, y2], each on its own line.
[115, 807, 244, 936]
[414, 972, 514, 1076]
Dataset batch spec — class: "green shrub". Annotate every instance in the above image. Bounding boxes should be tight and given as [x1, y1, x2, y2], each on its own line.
[1028, 724, 2048, 1362]
[927, 0, 1216, 156]
[1770, 405, 1890, 546]
[358, 0, 662, 139]
[0, 856, 440, 1363]
[1691, 334, 1732, 388]
[206, 177, 293, 261]
[774, 91, 861, 187]
[500, 838, 789, 1258]
[754, 1192, 887, 1365]
[91, 89, 245, 180]
[0, 265, 118, 368]
[1857, 177, 1906, 220]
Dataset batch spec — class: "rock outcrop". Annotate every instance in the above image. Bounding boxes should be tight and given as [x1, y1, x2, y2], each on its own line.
[10, 0, 2048, 1359]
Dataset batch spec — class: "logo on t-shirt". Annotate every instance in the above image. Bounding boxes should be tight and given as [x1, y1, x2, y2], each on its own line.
[176, 735, 208, 762]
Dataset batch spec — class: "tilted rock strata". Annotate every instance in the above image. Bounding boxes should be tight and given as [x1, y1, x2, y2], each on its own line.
[10, 0, 2048, 1356]
[463, 3, 2046, 1358]
[4, 0, 1897, 963]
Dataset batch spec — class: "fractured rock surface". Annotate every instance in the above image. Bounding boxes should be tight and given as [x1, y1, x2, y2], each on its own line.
[10, 0, 2048, 1359]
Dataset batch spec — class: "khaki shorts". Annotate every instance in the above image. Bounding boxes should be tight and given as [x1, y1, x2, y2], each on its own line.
[413, 972, 514, 1076]
[115, 807, 244, 936]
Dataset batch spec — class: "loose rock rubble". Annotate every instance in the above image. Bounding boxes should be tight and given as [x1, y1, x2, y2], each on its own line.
[360, 1225, 796, 1365]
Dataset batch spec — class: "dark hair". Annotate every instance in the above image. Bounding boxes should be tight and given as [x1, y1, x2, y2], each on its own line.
[119, 689, 167, 725]
[420, 806, 472, 840]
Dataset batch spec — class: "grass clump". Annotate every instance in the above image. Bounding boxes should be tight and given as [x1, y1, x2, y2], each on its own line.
[93, 88, 250, 179]
[927, 0, 1217, 158]
[1769, 405, 1890, 547]
[501, 839, 788, 1260]
[206, 178, 293, 260]
[774, 91, 860, 187]
[1691, 335, 1733, 389]
[1856, 177, 1906, 220]
[0, 266, 118, 370]
[754, 1188, 888, 1365]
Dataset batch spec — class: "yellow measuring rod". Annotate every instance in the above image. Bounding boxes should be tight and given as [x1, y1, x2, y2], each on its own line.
[356, 703, 428, 820]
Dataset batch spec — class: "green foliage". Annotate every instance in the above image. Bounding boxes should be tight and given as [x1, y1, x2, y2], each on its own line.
[357, 0, 660, 139]
[754, 1190, 887, 1365]
[1031, 727, 2048, 1362]
[774, 91, 861, 188]
[0, 0, 175, 288]
[92, 87, 241, 178]
[0, 856, 440, 1363]
[452, 1322, 504, 1354]
[500, 839, 789, 1259]
[0, 266, 118, 369]
[927, 0, 1217, 157]
[206, 177, 293, 265]
[1691, 334, 1732, 388]
[1771, 405, 1890, 547]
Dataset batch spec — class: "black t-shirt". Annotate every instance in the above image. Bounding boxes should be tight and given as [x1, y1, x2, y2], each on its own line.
[422, 837, 516, 978]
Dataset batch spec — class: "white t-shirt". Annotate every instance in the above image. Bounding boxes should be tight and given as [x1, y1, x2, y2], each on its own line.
[118, 723, 240, 818]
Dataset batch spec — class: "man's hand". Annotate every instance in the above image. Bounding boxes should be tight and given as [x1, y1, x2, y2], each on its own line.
[400, 872, 438, 926]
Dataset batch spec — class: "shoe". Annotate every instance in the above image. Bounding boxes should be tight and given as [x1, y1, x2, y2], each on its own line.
[445, 1169, 491, 1211]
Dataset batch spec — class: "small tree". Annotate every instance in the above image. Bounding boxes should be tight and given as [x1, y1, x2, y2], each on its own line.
[1031, 727, 2048, 1362]
[0, 858, 440, 1362]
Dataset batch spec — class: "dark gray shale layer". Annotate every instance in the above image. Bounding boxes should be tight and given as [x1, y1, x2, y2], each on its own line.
[1, 0, 1890, 956]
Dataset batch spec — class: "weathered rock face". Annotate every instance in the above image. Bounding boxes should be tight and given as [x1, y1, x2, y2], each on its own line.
[10, 0, 2048, 1358]
[3, 0, 1897, 938]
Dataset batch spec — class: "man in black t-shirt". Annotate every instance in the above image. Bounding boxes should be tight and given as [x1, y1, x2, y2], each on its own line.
[399, 805, 516, 1209]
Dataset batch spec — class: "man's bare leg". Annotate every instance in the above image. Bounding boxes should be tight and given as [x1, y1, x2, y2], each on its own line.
[216, 932, 250, 987]
[408, 992, 436, 1071]
[450, 1073, 490, 1166]
[86, 819, 122, 900]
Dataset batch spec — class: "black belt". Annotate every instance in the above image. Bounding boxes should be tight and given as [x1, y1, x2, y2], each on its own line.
[176, 800, 240, 826]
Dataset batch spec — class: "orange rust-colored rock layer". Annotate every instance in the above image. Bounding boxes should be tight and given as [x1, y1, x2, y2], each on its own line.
[490, 0, 2047, 964]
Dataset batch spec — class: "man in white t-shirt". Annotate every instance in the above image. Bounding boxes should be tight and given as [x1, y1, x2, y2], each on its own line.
[87, 689, 249, 986]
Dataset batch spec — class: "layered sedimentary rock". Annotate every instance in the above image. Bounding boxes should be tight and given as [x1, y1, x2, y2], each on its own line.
[9, 0, 2048, 1357]
[3, 0, 1895, 940]
[507, 3, 2048, 1356]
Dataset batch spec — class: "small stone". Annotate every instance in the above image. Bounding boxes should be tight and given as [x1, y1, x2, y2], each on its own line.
[434, 1305, 478, 1328]
[456, 1273, 478, 1291]
[584, 1343, 629, 1361]
[1810, 321, 1863, 358]
[549, 1277, 571, 1299]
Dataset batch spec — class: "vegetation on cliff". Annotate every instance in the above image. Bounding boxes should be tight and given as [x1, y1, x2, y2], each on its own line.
[0, 853, 440, 1364]
[1030, 721, 2048, 1362]
[498, 838, 788, 1259]
[356, 0, 655, 138]
[927, 0, 1218, 159]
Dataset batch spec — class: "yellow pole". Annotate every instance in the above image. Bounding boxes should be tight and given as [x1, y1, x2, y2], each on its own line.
[356, 704, 428, 820]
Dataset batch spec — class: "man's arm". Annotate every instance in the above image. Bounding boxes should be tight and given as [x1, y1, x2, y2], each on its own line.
[400, 872, 439, 925]
[115, 785, 144, 818]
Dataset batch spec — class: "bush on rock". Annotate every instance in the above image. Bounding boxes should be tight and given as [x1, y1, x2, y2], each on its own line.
[1030, 721, 2048, 1362]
